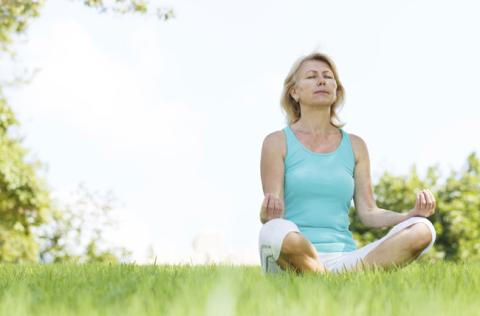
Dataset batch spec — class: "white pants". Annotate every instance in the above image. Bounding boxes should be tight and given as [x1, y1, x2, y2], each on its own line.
[258, 217, 436, 274]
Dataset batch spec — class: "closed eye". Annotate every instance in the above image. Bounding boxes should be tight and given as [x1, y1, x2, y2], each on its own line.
[307, 75, 332, 79]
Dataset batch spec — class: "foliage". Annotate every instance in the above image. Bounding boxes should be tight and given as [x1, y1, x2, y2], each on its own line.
[0, 0, 166, 262]
[81, 0, 174, 20]
[0, 0, 172, 53]
[0, 0, 44, 52]
[1, 93, 127, 263]
[35, 184, 132, 263]
[350, 153, 480, 261]
[0, 91, 51, 263]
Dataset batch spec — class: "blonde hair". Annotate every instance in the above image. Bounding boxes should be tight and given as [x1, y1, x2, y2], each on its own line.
[280, 52, 345, 127]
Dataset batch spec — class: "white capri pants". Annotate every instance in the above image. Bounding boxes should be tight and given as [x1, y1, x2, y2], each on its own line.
[259, 217, 436, 274]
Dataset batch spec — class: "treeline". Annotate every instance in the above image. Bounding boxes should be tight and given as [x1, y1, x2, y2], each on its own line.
[350, 153, 480, 261]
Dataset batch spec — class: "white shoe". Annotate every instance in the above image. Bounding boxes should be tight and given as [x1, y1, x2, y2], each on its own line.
[259, 245, 282, 273]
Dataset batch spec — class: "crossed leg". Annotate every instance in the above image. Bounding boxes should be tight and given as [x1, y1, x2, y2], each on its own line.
[353, 222, 434, 272]
[276, 231, 328, 274]
[275, 222, 433, 274]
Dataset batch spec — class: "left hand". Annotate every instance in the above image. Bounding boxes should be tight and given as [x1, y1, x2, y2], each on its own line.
[408, 189, 436, 218]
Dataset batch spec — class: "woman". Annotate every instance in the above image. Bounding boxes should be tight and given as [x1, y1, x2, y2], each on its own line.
[258, 52, 436, 274]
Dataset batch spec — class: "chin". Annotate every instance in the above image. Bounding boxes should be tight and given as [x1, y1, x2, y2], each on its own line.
[316, 97, 335, 106]
[310, 100, 334, 107]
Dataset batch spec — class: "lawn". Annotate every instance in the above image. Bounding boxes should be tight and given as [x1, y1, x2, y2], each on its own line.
[0, 260, 478, 315]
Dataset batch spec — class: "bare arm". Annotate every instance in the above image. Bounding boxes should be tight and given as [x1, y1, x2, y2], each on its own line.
[351, 134, 411, 228]
[351, 134, 436, 228]
[259, 131, 286, 224]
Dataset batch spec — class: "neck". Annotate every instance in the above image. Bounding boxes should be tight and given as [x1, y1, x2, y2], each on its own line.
[293, 104, 336, 134]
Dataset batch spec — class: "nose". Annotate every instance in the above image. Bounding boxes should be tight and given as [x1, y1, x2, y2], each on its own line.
[317, 76, 326, 85]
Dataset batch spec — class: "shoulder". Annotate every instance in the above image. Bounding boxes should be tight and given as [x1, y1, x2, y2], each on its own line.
[346, 132, 369, 162]
[262, 130, 287, 159]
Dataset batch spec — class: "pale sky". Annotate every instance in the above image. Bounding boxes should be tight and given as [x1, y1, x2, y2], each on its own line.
[4, 0, 480, 264]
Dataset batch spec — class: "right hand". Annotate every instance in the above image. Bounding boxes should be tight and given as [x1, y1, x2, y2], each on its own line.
[407, 189, 436, 218]
[260, 193, 284, 223]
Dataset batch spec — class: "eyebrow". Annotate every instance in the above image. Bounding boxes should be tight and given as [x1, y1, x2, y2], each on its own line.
[305, 69, 333, 75]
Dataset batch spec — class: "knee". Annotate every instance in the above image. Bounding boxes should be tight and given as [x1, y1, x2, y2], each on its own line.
[281, 232, 318, 260]
[406, 222, 435, 252]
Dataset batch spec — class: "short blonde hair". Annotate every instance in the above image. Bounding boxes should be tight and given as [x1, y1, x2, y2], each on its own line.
[280, 52, 345, 127]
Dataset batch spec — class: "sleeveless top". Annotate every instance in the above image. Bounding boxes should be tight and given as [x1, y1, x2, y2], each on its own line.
[283, 126, 357, 253]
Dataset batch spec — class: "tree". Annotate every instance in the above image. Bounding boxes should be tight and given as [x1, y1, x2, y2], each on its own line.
[349, 153, 480, 261]
[0, 93, 51, 262]
[81, 0, 174, 20]
[0, 0, 173, 53]
[434, 153, 480, 260]
[0, 0, 172, 262]
[0, 0, 43, 53]
[35, 184, 132, 263]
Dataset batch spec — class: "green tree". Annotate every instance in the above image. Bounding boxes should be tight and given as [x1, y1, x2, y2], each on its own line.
[0, 0, 171, 262]
[1, 0, 173, 52]
[434, 153, 480, 261]
[0, 92, 51, 262]
[81, 0, 174, 20]
[35, 184, 132, 263]
[0, 0, 43, 53]
[350, 153, 480, 262]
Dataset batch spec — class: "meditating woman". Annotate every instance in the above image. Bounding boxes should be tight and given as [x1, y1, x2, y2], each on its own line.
[258, 52, 436, 274]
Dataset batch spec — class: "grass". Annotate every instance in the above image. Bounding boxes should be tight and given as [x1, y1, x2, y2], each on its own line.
[0, 260, 478, 315]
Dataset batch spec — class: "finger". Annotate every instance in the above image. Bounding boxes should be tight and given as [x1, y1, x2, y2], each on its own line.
[263, 193, 271, 208]
[423, 191, 433, 216]
[423, 191, 431, 210]
[279, 199, 285, 215]
[427, 189, 436, 214]
[423, 190, 433, 209]
[266, 196, 274, 217]
[273, 199, 280, 217]
[262, 195, 269, 210]
[427, 189, 436, 205]
[415, 192, 421, 210]
[419, 191, 426, 209]
[426, 189, 435, 208]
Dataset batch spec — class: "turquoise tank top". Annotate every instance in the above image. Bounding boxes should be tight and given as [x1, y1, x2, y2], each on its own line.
[283, 126, 357, 253]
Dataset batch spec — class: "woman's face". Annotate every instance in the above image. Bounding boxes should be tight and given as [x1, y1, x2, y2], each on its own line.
[291, 60, 338, 107]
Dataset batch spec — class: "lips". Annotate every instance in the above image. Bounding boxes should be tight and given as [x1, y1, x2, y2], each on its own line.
[314, 90, 329, 94]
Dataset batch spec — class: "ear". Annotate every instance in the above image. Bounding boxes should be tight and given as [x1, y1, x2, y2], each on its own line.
[290, 87, 299, 103]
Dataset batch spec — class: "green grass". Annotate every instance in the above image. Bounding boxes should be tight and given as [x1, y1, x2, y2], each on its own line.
[0, 261, 478, 315]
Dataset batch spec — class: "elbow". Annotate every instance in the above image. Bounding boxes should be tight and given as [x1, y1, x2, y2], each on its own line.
[358, 208, 375, 227]
[358, 215, 370, 227]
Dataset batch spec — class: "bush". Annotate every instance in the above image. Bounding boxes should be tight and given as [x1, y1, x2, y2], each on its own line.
[350, 153, 480, 261]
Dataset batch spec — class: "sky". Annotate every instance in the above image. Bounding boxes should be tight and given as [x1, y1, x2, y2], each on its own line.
[3, 0, 480, 264]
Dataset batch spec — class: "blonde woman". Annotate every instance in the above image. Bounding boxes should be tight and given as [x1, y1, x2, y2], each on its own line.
[258, 52, 436, 274]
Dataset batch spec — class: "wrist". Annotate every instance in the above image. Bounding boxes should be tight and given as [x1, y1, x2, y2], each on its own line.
[404, 210, 414, 220]
[405, 209, 427, 219]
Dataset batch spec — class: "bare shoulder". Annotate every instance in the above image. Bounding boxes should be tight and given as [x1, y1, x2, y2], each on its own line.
[262, 130, 286, 159]
[347, 133, 369, 162]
